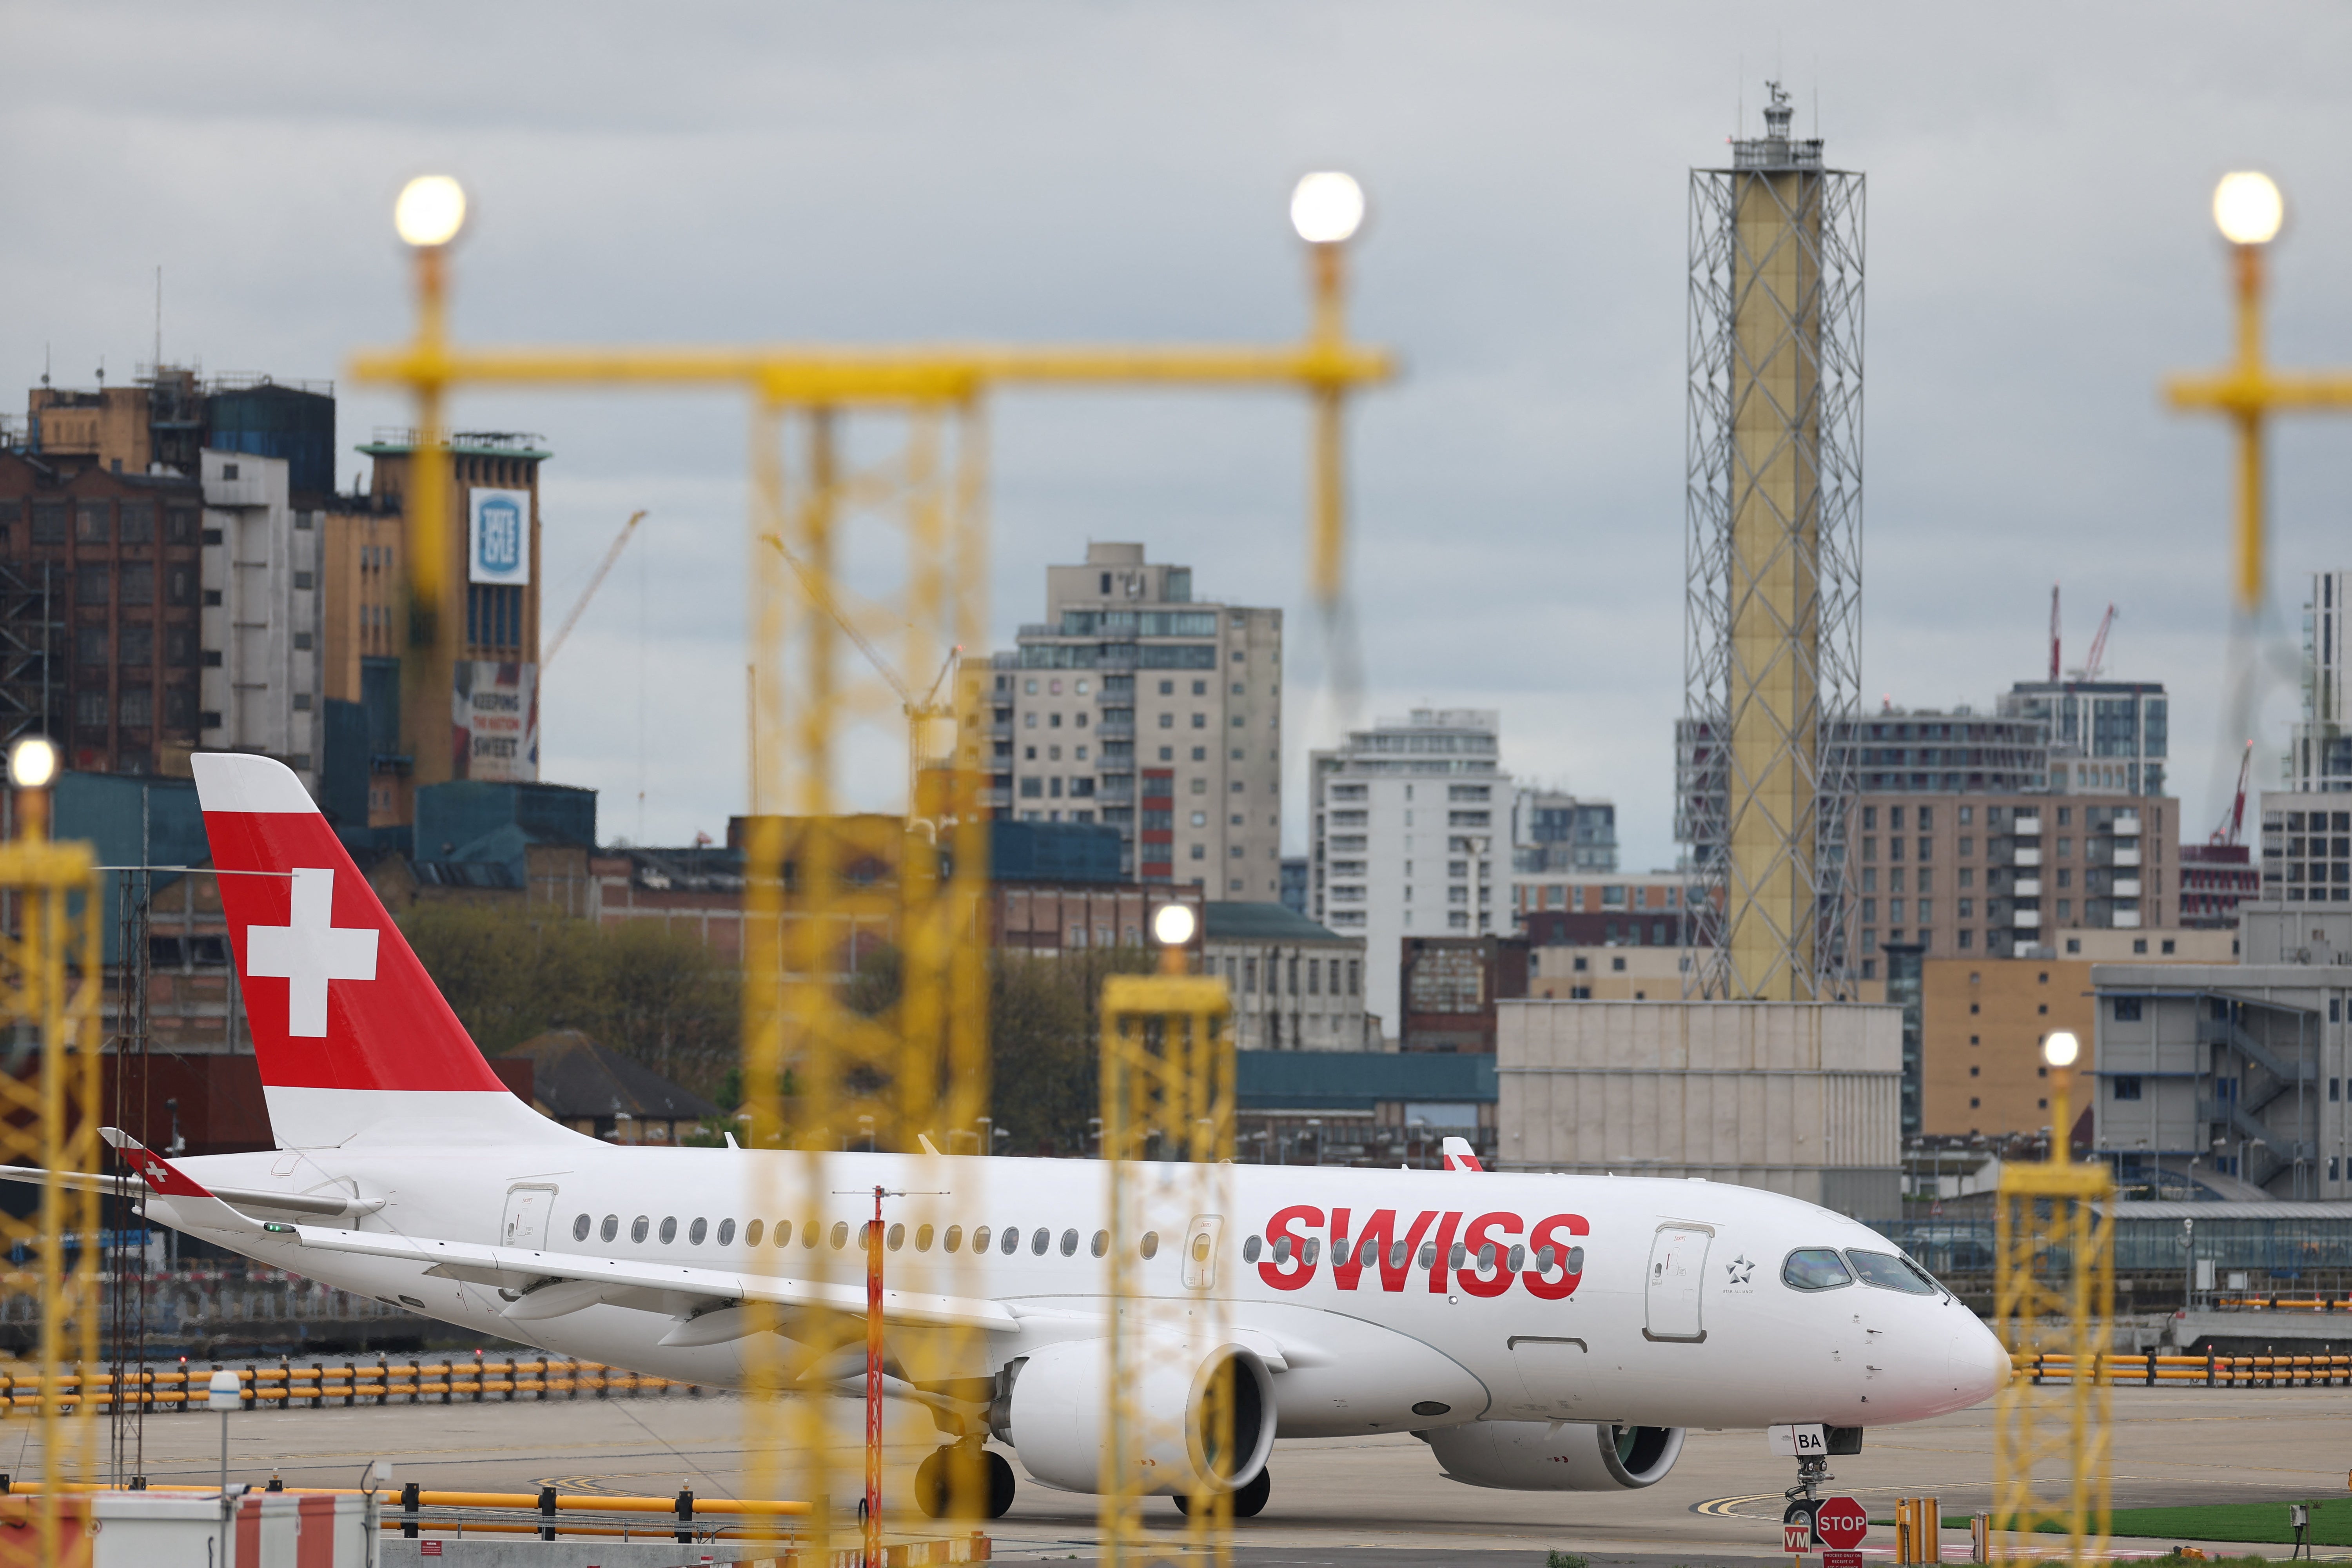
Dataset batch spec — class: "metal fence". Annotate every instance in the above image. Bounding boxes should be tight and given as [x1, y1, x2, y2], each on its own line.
[1884, 1217, 2352, 1278]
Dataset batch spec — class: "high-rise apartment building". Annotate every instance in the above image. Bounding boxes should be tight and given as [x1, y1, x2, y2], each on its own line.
[1310, 709, 1507, 1040]
[1507, 788, 1616, 873]
[2259, 791, 2352, 906]
[1996, 679, 2168, 796]
[198, 449, 324, 783]
[980, 543, 1280, 889]
[2287, 570, 2351, 793]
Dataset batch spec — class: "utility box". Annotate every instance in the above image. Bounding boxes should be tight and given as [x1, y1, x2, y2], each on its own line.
[0, 1490, 370, 1567]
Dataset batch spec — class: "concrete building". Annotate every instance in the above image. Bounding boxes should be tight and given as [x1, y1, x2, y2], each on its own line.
[2093, 906, 2352, 1200]
[2285, 570, 2351, 793]
[1511, 871, 1701, 947]
[1309, 708, 1508, 1040]
[1845, 791, 2174, 976]
[1920, 933, 2238, 1143]
[2180, 843, 2261, 928]
[199, 448, 323, 784]
[1507, 787, 1617, 875]
[1524, 943, 1704, 1002]
[982, 542, 1280, 891]
[1498, 998, 1903, 1216]
[1398, 935, 1528, 1053]
[1204, 901, 1372, 1051]
[2259, 791, 2351, 906]
[1997, 679, 2169, 797]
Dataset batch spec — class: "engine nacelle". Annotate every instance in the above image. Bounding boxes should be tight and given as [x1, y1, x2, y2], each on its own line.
[1006, 1338, 1276, 1497]
[1421, 1421, 1686, 1491]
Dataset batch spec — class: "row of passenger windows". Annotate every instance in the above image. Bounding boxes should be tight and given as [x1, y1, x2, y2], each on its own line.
[1782, 1247, 1942, 1295]
[571, 1212, 1163, 1260]
[1238, 1233, 1584, 1274]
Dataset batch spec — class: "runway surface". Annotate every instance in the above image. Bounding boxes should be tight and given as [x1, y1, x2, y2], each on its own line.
[47, 1385, 2348, 1560]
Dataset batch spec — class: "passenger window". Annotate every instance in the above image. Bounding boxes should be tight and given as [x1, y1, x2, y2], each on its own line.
[1243, 1235, 1263, 1263]
[599, 1215, 619, 1244]
[1090, 1230, 1109, 1258]
[717, 1219, 735, 1246]
[1331, 1239, 1351, 1266]
[830, 1221, 850, 1249]
[688, 1218, 708, 1245]
[916, 1224, 935, 1252]
[659, 1218, 679, 1245]
[971, 1226, 990, 1253]
[801, 1220, 820, 1249]
[888, 1223, 906, 1252]
[745, 1219, 764, 1247]
[1028, 1227, 1049, 1256]
[1059, 1229, 1079, 1257]
[572, 1214, 591, 1242]
[1418, 1242, 1437, 1270]
[1847, 1249, 1941, 1296]
[946, 1225, 965, 1253]
[1002, 1227, 1020, 1256]
[1139, 1231, 1158, 1259]
[1506, 1244, 1524, 1272]
[1782, 1248, 1854, 1290]
[630, 1216, 650, 1244]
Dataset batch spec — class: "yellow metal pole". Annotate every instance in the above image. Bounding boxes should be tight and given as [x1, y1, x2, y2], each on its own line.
[401, 243, 460, 788]
[1307, 242, 1348, 613]
[2231, 243, 2266, 615]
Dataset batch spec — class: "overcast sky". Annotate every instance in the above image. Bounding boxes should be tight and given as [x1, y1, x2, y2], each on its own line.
[7, 2, 2351, 866]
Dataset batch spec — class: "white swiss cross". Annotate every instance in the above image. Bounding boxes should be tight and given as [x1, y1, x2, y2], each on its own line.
[246, 867, 379, 1038]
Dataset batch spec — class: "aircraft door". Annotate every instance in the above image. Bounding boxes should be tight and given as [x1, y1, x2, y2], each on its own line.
[1182, 1215, 1224, 1290]
[1643, 1223, 1711, 1343]
[502, 1184, 559, 1250]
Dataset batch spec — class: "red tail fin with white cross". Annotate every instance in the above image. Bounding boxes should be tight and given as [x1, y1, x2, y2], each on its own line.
[193, 753, 568, 1149]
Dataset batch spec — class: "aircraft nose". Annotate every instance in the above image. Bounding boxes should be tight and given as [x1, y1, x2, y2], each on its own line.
[1953, 1313, 2011, 1406]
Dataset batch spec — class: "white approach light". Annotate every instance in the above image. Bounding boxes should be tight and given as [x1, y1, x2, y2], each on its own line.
[1290, 172, 1365, 245]
[2042, 1030, 2081, 1069]
[1152, 902, 1197, 948]
[7, 734, 58, 790]
[2212, 171, 2285, 247]
[395, 175, 468, 248]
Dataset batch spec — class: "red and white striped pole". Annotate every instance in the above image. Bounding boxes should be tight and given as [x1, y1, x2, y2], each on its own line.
[866, 1184, 885, 1568]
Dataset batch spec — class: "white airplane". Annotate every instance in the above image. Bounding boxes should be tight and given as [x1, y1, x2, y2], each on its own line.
[9, 755, 2007, 1519]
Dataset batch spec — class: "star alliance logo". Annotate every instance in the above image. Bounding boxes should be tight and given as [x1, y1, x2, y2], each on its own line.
[1726, 1254, 1755, 1285]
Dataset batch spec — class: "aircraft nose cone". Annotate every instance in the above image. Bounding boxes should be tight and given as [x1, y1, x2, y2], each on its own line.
[1954, 1315, 2011, 1406]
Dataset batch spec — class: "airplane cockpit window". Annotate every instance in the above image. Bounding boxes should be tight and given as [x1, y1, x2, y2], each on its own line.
[1845, 1249, 1939, 1295]
[599, 1215, 619, 1244]
[1782, 1247, 1854, 1290]
[659, 1217, 679, 1245]
[572, 1214, 591, 1242]
[630, 1216, 650, 1244]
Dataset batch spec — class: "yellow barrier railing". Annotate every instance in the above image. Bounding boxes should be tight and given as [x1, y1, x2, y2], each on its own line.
[0, 1357, 706, 1412]
[2014, 1351, 2352, 1386]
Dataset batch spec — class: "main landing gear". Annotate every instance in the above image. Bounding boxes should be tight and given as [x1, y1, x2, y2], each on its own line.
[913, 1440, 1015, 1520]
[1170, 1466, 1270, 1520]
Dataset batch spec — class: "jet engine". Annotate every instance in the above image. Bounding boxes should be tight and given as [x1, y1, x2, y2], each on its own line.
[1420, 1421, 1686, 1491]
[1005, 1338, 1276, 1497]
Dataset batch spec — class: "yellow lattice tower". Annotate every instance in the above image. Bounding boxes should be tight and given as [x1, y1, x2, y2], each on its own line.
[1991, 1030, 2112, 1566]
[356, 172, 1388, 1558]
[0, 738, 104, 1568]
[1099, 930, 1236, 1568]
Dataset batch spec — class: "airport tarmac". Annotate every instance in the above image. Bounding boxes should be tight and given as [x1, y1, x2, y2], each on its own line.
[56, 1385, 2349, 1560]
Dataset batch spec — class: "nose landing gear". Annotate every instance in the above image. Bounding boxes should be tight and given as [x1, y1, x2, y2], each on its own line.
[1781, 1455, 1832, 1544]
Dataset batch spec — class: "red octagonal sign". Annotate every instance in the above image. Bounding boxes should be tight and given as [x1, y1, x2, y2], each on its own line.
[1814, 1496, 1869, 1551]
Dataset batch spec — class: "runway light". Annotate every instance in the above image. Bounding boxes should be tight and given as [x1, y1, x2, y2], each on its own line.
[395, 175, 468, 248]
[1290, 172, 1366, 245]
[2213, 172, 2284, 247]
[1151, 903, 1197, 948]
[7, 735, 58, 790]
[2043, 1031, 2081, 1069]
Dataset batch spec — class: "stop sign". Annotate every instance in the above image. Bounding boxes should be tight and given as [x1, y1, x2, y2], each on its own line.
[1814, 1496, 1869, 1550]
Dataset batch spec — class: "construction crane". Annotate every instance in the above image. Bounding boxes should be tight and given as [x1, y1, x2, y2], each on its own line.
[2079, 603, 2117, 681]
[541, 510, 646, 668]
[2048, 584, 2061, 682]
[760, 534, 960, 815]
[2210, 739, 2256, 848]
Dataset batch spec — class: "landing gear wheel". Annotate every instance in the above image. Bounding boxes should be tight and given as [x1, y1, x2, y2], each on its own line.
[913, 1446, 1016, 1520]
[1170, 1468, 1270, 1520]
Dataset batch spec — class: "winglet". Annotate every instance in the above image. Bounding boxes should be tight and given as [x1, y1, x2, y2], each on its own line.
[102, 1128, 220, 1199]
[1441, 1136, 1484, 1173]
[917, 1133, 942, 1156]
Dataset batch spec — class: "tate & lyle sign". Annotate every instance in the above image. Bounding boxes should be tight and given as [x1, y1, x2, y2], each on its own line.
[469, 488, 531, 586]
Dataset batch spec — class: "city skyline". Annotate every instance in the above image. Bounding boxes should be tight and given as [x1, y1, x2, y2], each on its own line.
[6, 4, 2350, 861]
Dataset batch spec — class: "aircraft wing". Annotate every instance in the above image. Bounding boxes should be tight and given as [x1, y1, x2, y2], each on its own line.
[288, 1223, 1019, 1333]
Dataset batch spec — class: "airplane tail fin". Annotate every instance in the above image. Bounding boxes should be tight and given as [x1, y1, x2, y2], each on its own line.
[1441, 1136, 1484, 1172]
[193, 753, 570, 1149]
